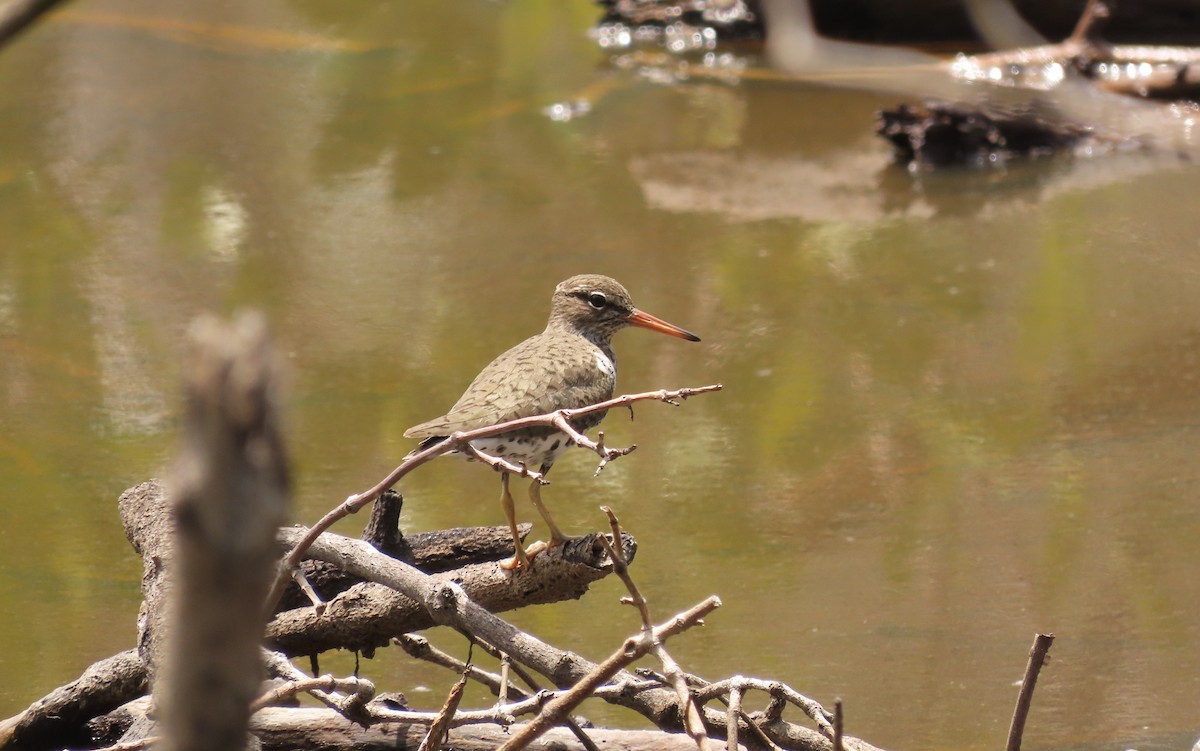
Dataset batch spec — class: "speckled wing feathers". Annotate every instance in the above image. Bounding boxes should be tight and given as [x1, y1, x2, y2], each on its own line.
[403, 331, 616, 439]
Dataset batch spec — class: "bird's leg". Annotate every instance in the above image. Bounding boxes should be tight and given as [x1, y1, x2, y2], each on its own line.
[527, 479, 569, 550]
[498, 473, 531, 571]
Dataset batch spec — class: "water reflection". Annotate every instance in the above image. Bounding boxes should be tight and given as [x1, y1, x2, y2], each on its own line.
[0, 3, 1199, 751]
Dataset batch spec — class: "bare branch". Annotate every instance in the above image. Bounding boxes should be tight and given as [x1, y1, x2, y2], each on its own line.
[267, 528, 625, 656]
[726, 688, 742, 751]
[461, 443, 547, 483]
[1006, 633, 1055, 751]
[0, 0, 71, 49]
[290, 569, 326, 613]
[597, 508, 712, 751]
[496, 596, 722, 751]
[418, 669, 470, 751]
[691, 677, 832, 734]
[249, 675, 373, 714]
[262, 650, 373, 719]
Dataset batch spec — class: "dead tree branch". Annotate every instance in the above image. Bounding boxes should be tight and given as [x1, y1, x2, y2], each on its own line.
[496, 597, 722, 751]
[156, 312, 290, 751]
[1005, 633, 1055, 751]
[0, 649, 147, 749]
[267, 527, 632, 655]
[247, 707, 708, 751]
[596, 507, 712, 751]
[0, 0, 70, 49]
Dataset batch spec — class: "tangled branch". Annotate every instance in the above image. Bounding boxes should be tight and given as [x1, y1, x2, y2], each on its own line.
[263, 384, 722, 614]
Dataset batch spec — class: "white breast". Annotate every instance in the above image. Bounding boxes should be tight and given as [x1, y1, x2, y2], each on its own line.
[595, 351, 616, 378]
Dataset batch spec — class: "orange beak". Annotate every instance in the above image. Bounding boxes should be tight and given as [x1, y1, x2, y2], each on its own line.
[627, 308, 701, 342]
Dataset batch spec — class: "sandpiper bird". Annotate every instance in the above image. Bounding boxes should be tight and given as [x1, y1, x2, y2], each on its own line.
[405, 274, 700, 570]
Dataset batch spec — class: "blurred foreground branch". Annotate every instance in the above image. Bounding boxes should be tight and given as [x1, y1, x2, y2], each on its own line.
[0, 0, 69, 49]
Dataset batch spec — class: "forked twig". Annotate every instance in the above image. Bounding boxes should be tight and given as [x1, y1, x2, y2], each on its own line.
[691, 677, 832, 735]
[597, 507, 713, 751]
[495, 596, 722, 751]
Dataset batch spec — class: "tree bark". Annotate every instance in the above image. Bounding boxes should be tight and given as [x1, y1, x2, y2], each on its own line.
[267, 529, 633, 655]
[0, 650, 147, 750]
[154, 312, 290, 751]
[248, 707, 708, 751]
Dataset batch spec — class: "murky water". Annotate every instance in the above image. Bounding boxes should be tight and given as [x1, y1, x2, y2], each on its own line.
[2, 2, 1199, 749]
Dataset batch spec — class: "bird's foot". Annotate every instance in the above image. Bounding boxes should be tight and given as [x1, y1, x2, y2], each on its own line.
[499, 547, 532, 571]
[499, 540, 550, 571]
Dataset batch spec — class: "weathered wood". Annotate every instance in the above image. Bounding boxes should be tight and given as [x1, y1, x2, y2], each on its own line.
[249, 707, 708, 751]
[156, 312, 289, 751]
[0, 649, 147, 750]
[276, 512, 537, 611]
[267, 529, 634, 655]
[119, 479, 175, 679]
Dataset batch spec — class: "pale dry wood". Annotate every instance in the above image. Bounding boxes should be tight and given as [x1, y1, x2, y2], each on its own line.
[692, 677, 832, 735]
[416, 670, 469, 751]
[267, 528, 631, 655]
[248, 707, 706, 751]
[275, 519, 535, 612]
[496, 597, 722, 751]
[594, 508, 712, 751]
[261, 649, 374, 718]
[157, 312, 290, 751]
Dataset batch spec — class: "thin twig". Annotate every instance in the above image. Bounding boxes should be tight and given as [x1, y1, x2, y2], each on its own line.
[598, 507, 712, 751]
[249, 674, 370, 713]
[290, 568, 326, 613]
[691, 677, 832, 734]
[498, 653, 512, 708]
[737, 709, 784, 751]
[262, 383, 722, 615]
[496, 596, 722, 751]
[726, 688, 741, 751]
[262, 650, 374, 718]
[465, 638, 617, 751]
[1006, 633, 1055, 751]
[418, 668, 470, 751]
[462, 443, 546, 484]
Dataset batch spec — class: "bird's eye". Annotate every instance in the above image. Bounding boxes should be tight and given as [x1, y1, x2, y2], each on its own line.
[587, 292, 608, 309]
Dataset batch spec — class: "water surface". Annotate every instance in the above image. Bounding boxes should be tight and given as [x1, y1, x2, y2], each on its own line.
[1, 2, 1199, 750]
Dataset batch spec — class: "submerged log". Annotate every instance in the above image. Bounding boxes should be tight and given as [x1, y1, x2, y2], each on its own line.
[875, 101, 1099, 169]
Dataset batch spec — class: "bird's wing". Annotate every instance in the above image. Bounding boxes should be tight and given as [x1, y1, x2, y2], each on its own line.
[403, 335, 615, 439]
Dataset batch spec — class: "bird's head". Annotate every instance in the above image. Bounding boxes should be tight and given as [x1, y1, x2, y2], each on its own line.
[551, 274, 700, 344]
